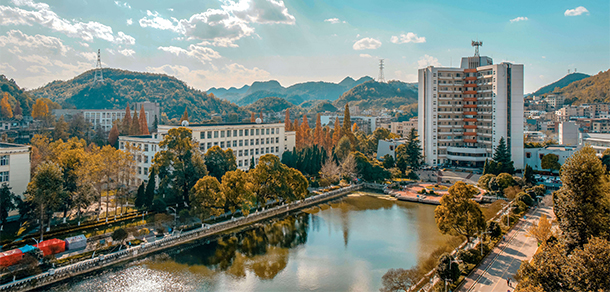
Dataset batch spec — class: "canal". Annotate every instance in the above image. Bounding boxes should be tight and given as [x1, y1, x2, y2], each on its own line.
[49, 191, 453, 292]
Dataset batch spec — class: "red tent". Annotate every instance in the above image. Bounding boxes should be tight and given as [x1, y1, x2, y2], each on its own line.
[35, 239, 65, 256]
[0, 249, 23, 267]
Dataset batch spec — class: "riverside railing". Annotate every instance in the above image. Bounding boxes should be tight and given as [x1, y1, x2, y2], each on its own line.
[0, 184, 363, 292]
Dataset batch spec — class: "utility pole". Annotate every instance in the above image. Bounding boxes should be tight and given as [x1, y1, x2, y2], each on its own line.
[377, 59, 385, 83]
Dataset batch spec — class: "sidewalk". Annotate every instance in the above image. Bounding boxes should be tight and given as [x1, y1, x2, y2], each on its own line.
[458, 198, 554, 292]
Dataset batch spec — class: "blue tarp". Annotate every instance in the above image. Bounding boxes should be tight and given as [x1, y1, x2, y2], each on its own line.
[18, 245, 37, 253]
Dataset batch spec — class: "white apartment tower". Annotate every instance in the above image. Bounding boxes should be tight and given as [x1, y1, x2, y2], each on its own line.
[418, 42, 524, 169]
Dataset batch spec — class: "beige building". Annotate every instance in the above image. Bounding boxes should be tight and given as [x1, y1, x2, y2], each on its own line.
[0, 143, 31, 202]
[53, 102, 160, 132]
[120, 122, 296, 183]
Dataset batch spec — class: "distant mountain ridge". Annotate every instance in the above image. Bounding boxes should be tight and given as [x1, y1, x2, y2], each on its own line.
[333, 80, 418, 110]
[553, 70, 610, 105]
[531, 73, 590, 96]
[208, 76, 374, 105]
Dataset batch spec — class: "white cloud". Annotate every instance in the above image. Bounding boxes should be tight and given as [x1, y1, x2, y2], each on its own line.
[139, 0, 295, 47]
[0, 63, 16, 72]
[542, 56, 546, 59]
[390, 32, 425, 44]
[146, 63, 271, 90]
[324, 18, 345, 24]
[79, 51, 97, 62]
[79, 42, 89, 47]
[359, 54, 372, 58]
[126, 18, 133, 25]
[0, 0, 136, 44]
[539, 75, 544, 79]
[0, 29, 69, 55]
[118, 48, 135, 57]
[353, 37, 381, 50]
[509, 16, 528, 23]
[565, 6, 589, 16]
[158, 45, 221, 64]
[418, 54, 441, 68]
[114, 1, 131, 9]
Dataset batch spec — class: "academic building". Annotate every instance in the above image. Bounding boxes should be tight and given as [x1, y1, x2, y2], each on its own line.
[418, 42, 524, 169]
[0, 143, 31, 202]
[119, 121, 296, 183]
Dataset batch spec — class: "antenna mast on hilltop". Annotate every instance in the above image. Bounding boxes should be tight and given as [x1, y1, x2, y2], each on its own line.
[94, 49, 104, 83]
[471, 40, 483, 57]
[377, 59, 385, 83]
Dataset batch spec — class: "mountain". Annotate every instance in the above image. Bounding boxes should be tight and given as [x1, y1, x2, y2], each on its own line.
[28, 69, 247, 122]
[242, 96, 296, 113]
[333, 80, 418, 110]
[308, 100, 338, 113]
[0, 75, 35, 115]
[531, 73, 590, 96]
[211, 76, 373, 106]
[207, 84, 250, 102]
[551, 70, 610, 105]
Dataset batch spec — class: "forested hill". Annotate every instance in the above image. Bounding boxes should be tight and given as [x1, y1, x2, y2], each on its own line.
[28, 69, 248, 122]
[333, 80, 418, 109]
[210, 76, 373, 105]
[554, 70, 610, 105]
[531, 72, 590, 96]
[0, 75, 35, 115]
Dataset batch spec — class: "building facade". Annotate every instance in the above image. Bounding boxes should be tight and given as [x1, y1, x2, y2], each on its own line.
[418, 46, 524, 169]
[0, 143, 31, 201]
[120, 122, 296, 183]
[53, 102, 160, 132]
[578, 133, 610, 155]
[524, 145, 577, 171]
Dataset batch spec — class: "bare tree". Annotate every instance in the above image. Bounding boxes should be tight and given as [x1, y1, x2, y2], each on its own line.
[341, 153, 357, 181]
[320, 159, 341, 182]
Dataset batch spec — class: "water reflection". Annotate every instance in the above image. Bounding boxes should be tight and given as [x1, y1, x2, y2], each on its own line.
[51, 192, 451, 292]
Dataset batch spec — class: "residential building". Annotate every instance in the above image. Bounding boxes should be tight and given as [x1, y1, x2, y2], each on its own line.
[524, 145, 577, 171]
[559, 121, 578, 145]
[120, 122, 296, 183]
[387, 119, 418, 137]
[376, 139, 407, 160]
[546, 95, 564, 109]
[52, 102, 160, 132]
[418, 44, 524, 169]
[320, 115, 377, 134]
[0, 143, 31, 203]
[578, 133, 610, 155]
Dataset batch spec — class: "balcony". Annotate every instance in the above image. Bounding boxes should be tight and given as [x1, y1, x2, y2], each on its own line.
[463, 118, 477, 122]
[465, 76, 477, 81]
[464, 97, 477, 102]
[464, 111, 477, 115]
[446, 154, 488, 162]
[447, 146, 488, 154]
[464, 104, 477, 108]
[464, 125, 477, 129]
[463, 90, 477, 95]
[464, 138, 477, 143]
[464, 84, 477, 88]
[464, 132, 477, 136]
[464, 69, 477, 73]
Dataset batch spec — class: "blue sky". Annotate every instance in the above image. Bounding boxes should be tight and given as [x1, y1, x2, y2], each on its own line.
[0, 0, 608, 93]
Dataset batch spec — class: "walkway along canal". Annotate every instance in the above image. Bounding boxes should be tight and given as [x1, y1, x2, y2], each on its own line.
[0, 184, 366, 292]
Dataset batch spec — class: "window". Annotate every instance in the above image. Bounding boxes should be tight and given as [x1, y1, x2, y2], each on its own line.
[233, 130, 238, 136]
[214, 142, 218, 146]
[239, 130, 243, 136]
[144, 167, 148, 174]
[214, 131, 219, 138]
[276, 146, 279, 153]
[245, 139, 249, 146]
[120, 142, 124, 149]
[245, 149, 249, 156]
[207, 142, 212, 149]
[266, 138, 269, 144]
[207, 131, 212, 139]
[266, 129, 270, 135]
[245, 129, 249, 136]
[220, 142, 225, 148]
[239, 140, 243, 146]
[276, 137, 279, 143]
[539, 154, 544, 160]
[233, 141, 237, 147]
[138, 167, 142, 175]
[239, 150, 243, 157]
[256, 149, 259, 155]
[250, 139, 254, 145]
[239, 160, 243, 167]
[256, 129, 260, 135]
[266, 147, 269, 153]
[144, 156, 149, 163]
[271, 128, 275, 134]
[227, 130, 231, 137]
[200, 132, 205, 139]
[271, 147, 274, 153]
[0, 155, 8, 166]
[144, 144, 149, 151]
[526, 152, 531, 158]
[221, 131, 225, 138]
[256, 139, 259, 145]
[0, 171, 8, 182]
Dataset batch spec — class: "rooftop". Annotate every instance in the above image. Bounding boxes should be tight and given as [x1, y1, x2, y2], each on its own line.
[0, 142, 30, 149]
[159, 121, 283, 128]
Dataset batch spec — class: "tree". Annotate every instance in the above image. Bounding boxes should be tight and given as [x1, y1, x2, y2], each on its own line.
[351, 122, 359, 133]
[314, 113, 322, 146]
[565, 237, 610, 292]
[320, 159, 341, 182]
[180, 107, 189, 122]
[341, 152, 357, 181]
[13, 100, 22, 117]
[334, 136, 351, 162]
[51, 138, 88, 218]
[1, 93, 13, 119]
[135, 182, 146, 209]
[108, 124, 119, 148]
[527, 214, 553, 244]
[496, 173, 515, 191]
[152, 127, 207, 205]
[68, 113, 89, 140]
[112, 228, 128, 245]
[299, 114, 312, 148]
[380, 268, 420, 292]
[145, 168, 156, 208]
[130, 108, 140, 135]
[250, 112, 256, 122]
[0, 184, 18, 226]
[404, 128, 423, 170]
[121, 105, 131, 135]
[382, 154, 395, 169]
[250, 155, 307, 204]
[139, 107, 149, 135]
[204, 146, 237, 181]
[190, 176, 225, 221]
[221, 170, 254, 216]
[342, 104, 351, 136]
[284, 109, 291, 131]
[352, 151, 391, 181]
[553, 146, 610, 251]
[434, 181, 486, 242]
[332, 116, 342, 146]
[436, 253, 460, 283]
[395, 144, 408, 173]
[152, 115, 158, 132]
[540, 154, 560, 171]
[523, 164, 536, 186]
[31, 99, 49, 119]
[477, 174, 495, 191]
[25, 162, 64, 242]
[53, 116, 69, 141]
[492, 137, 514, 174]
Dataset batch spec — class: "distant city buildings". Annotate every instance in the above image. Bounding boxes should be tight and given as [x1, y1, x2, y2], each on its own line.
[378, 118, 418, 137]
[52, 102, 160, 131]
[418, 44, 524, 169]
[120, 122, 296, 183]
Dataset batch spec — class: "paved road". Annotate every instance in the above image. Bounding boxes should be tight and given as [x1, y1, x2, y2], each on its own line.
[458, 198, 554, 292]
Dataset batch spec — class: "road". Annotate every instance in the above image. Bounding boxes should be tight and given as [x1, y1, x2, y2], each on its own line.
[458, 197, 554, 292]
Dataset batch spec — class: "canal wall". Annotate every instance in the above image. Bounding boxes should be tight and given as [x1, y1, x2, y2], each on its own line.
[0, 184, 364, 292]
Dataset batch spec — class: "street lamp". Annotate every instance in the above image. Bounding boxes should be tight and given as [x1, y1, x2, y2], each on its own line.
[479, 231, 492, 256]
[167, 204, 179, 231]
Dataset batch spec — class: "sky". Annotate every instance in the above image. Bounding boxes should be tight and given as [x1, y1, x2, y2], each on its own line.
[0, 0, 608, 94]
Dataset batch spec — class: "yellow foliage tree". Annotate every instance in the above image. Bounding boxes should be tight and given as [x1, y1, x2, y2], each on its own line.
[527, 214, 553, 243]
[31, 99, 49, 119]
[1, 93, 13, 119]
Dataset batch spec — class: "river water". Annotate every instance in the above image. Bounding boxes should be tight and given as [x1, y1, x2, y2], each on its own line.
[49, 192, 451, 292]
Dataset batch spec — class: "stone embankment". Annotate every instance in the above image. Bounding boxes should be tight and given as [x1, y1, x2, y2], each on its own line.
[0, 184, 363, 292]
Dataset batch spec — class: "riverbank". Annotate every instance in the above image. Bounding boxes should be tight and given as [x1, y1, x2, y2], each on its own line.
[0, 184, 364, 292]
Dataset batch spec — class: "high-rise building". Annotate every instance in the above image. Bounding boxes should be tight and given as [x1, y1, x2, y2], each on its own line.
[418, 43, 524, 169]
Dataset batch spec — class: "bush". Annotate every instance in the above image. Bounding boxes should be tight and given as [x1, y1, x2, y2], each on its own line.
[456, 249, 481, 265]
[516, 192, 535, 207]
[112, 228, 128, 243]
[138, 228, 150, 236]
[318, 178, 331, 188]
[309, 180, 320, 188]
[511, 200, 529, 214]
[151, 198, 166, 213]
[478, 174, 495, 191]
[501, 214, 519, 227]
[487, 221, 502, 238]
[405, 169, 419, 180]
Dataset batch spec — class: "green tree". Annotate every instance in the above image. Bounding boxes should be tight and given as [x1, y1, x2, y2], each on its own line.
[53, 116, 70, 141]
[540, 154, 560, 171]
[492, 137, 514, 174]
[436, 253, 460, 283]
[334, 136, 351, 162]
[395, 144, 408, 174]
[565, 237, 610, 292]
[382, 154, 395, 169]
[250, 155, 308, 204]
[496, 173, 515, 191]
[553, 146, 610, 251]
[189, 176, 225, 221]
[0, 184, 18, 226]
[112, 228, 128, 244]
[204, 146, 237, 181]
[221, 170, 254, 216]
[152, 127, 207, 205]
[108, 124, 119, 148]
[152, 115, 158, 132]
[145, 168, 156, 208]
[121, 105, 131, 135]
[68, 113, 89, 140]
[25, 162, 64, 242]
[477, 174, 495, 191]
[134, 182, 146, 209]
[404, 128, 422, 170]
[523, 164, 536, 186]
[352, 151, 391, 181]
[434, 181, 485, 242]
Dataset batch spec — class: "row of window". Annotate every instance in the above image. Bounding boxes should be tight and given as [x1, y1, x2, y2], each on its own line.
[0, 155, 8, 166]
[200, 128, 280, 139]
[119, 142, 157, 152]
[202, 137, 280, 150]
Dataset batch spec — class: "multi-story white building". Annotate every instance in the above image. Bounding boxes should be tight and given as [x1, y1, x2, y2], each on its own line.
[418, 43, 524, 169]
[120, 122, 296, 183]
[0, 143, 31, 201]
[524, 145, 577, 171]
[53, 102, 160, 132]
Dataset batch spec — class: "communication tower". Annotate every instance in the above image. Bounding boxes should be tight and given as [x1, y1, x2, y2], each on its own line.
[471, 40, 483, 57]
[94, 49, 104, 83]
[377, 59, 385, 83]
